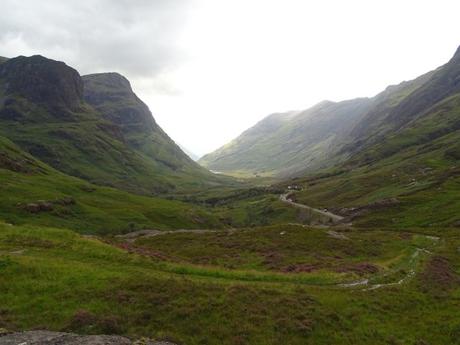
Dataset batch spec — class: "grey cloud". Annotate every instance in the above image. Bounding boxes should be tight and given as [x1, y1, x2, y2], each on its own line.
[0, 0, 194, 78]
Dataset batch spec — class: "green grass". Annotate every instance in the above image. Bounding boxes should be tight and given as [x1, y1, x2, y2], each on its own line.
[1, 222, 459, 344]
[213, 194, 301, 227]
[0, 135, 308, 234]
[131, 225, 422, 275]
[2, 51, 460, 345]
[0, 136, 225, 234]
[0, 65, 239, 196]
[198, 67, 436, 179]
[198, 100, 372, 178]
[282, 98, 460, 228]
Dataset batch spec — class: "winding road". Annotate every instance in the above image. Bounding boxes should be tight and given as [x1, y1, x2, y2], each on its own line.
[110, 192, 440, 291]
[279, 192, 344, 224]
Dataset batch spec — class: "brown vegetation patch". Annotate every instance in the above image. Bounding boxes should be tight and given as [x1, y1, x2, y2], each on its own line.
[0, 152, 36, 173]
[0, 309, 15, 330]
[399, 232, 413, 240]
[333, 198, 401, 220]
[281, 263, 321, 273]
[20, 201, 54, 213]
[65, 309, 122, 334]
[419, 256, 460, 292]
[261, 251, 284, 269]
[113, 242, 170, 261]
[335, 262, 379, 275]
[4, 235, 54, 248]
[18, 197, 76, 213]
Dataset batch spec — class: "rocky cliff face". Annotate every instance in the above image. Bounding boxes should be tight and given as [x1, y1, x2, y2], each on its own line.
[0, 55, 229, 195]
[83, 73, 158, 133]
[0, 55, 83, 115]
[82, 72, 199, 171]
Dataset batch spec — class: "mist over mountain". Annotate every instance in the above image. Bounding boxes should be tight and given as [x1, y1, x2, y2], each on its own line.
[178, 143, 200, 161]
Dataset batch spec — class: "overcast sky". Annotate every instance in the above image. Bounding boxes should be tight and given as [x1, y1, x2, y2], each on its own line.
[1, 0, 460, 156]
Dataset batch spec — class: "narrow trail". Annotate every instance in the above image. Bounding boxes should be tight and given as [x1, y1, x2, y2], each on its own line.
[107, 191, 440, 291]
[117, 190, 343, 244]
[279, 192, 344, 223]
[115, 229, 222, 242]
[111, 231, 439, 291]
[341, 240, 439, 291]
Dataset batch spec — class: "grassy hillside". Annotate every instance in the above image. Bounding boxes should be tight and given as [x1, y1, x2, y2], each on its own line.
[282, 92, 460, 228]
[200, 47, 460, 179]
[0, 55, 236, 196]
[82, 72, 225, 192]
[199, 100, 372, 177]
[0, 135, 223, 234]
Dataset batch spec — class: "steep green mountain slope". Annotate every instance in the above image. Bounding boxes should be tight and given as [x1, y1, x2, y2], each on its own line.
[200, 48, 460, 178]
[282, 90, 460, 228]
[199, 100, 373, 177]
[0, 55, 231, 195]
[0, 134, 222, 234]
[82, 73, 210, 179]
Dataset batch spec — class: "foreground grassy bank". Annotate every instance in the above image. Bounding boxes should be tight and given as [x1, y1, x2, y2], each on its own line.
[1, 222, 459, 344]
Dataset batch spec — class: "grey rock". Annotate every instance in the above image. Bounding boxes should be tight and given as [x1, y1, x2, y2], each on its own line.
[0, 331, 176, 345]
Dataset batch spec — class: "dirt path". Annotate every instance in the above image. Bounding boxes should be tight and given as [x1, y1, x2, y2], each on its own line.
[341, 236, 439, 291]
[280, 192, 344, 223]
[115, 229, 223, 242]
[110, 200, 439, 292]
[117, 191, 344, 244]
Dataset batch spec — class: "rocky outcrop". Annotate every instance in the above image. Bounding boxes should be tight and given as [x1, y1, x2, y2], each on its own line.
[18, 198, 76, 213]
[82, 73, 158, 134]
[0, 152, 37, 173]
[0, 54, 222, 195]
[0, 330, 176, 345]
[332, 198, 401, 221]
[82, 72, 197, 171]
[0, 55, 83, 114]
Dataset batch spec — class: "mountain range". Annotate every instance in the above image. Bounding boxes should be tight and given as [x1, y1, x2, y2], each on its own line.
[1, 45, 460, 345]
[199, 47, 460, 179]
[0, 55, 230, 195]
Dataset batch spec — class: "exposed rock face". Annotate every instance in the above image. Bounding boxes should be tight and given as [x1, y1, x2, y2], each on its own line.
[82, 72, 197, 171]
[0, 55, 83, 113]
[18, 197, 76, 213]
[22, 201, 54, 213]
[331, 198, 401, 221]
[82, 73, 158, 134]
[0, 54, 222, 195]
[0, 331, 176, 345]
[0, 152, 36, 173]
